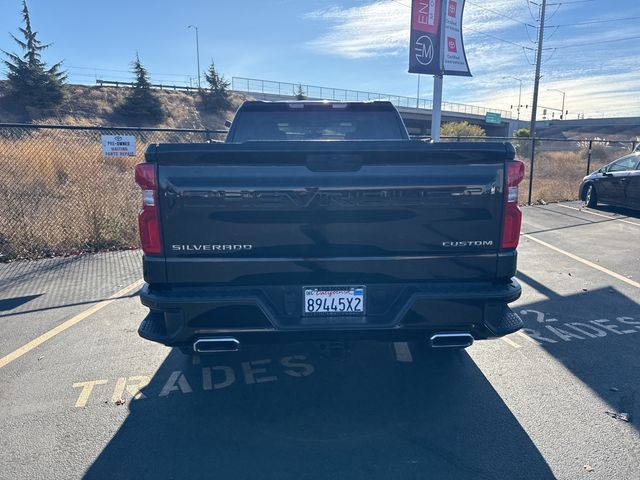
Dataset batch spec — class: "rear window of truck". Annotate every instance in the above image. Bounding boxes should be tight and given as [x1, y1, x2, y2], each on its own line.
[228, 108, 407, 142]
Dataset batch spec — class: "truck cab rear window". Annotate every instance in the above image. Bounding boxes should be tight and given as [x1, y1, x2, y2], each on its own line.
[229, 110, 407, 142]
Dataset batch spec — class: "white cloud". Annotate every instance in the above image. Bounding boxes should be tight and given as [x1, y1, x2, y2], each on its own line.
[305, 0, 530, 59]
[304, 2, 408, 58]
[304, 1, 640, 117]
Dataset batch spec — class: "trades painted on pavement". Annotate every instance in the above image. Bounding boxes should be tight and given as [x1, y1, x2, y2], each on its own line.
[520, 310, 640, 345]
[72, 355, 315, 407]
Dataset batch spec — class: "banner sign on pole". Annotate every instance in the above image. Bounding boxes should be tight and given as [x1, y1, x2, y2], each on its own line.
[409, 0, 471, 77]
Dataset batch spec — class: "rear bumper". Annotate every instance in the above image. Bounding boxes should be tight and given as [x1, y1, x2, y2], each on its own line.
[138, 279, 523, 347]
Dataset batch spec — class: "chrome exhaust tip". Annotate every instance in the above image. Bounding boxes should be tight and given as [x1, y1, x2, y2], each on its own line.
[193, 337, 240, 353]
[430, 333, 474, 349]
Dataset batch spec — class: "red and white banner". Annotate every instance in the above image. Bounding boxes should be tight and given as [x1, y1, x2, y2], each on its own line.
[409, 0, 471, 77]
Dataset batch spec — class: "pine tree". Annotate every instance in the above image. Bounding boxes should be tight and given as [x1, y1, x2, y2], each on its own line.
[201, 61, 230, 110]
[295, 84, 306, 100]
[2, 1, 67, 111]
[118, 54, 166, 124]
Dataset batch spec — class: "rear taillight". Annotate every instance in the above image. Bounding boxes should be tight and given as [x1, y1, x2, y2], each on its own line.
[501, 160, 525, 250]
[135, 163, 162, 255]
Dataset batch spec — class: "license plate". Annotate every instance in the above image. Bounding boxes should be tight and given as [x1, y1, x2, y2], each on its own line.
[303, 286, 365, 315]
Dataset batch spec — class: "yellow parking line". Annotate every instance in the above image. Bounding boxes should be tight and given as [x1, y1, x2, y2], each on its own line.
[556, 204, 640, 227]
[0, 279, 144, 369]
[523, 235, 640, 289]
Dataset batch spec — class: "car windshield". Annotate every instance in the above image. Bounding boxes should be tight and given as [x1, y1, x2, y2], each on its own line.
[608, 155, 638, 172]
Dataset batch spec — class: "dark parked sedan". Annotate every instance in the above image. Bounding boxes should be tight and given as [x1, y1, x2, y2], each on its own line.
[579, 152, 640, 210]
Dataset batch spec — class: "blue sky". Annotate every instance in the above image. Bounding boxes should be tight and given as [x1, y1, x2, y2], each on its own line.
[1, 0, 639, 119]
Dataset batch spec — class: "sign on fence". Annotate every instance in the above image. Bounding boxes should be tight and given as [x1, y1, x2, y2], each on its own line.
[101, 135, 136, 157]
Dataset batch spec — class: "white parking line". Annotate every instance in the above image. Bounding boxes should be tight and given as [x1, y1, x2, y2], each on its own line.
[523, 235, 640, 289]
[556, 204, 640, 227]
[393, 342, 413, 362]
[501, 336, 522, 349]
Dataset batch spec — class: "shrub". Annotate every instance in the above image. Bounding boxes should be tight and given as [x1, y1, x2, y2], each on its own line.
[441, 121, 486, 138]
[513, 128, 533, 158]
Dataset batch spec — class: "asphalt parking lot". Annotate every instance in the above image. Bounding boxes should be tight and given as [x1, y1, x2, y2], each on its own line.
[1, 201, 639, 480]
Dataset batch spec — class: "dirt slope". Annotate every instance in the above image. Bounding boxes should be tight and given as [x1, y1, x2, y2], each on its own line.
[0, 81, 245, 129]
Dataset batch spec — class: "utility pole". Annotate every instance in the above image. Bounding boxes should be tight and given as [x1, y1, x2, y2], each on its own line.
[516, 80, 522, 121]
[503, 76, 523, 121]
[527, 0, 547, 205]
[188, 25, 201, 89]
[416, 74, 421, 109]
[430, 3, 448, 142]
[548, 88, 566, 120]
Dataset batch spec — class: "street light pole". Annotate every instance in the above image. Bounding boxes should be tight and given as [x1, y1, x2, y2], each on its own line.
[547, 88, 566, 119]
[188, 25, 201, 89]
[503, 76, 523, 121]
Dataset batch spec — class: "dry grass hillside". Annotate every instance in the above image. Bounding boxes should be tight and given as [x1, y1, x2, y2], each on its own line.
[0, 82, 248, 260]
[0, 81, 246, 128]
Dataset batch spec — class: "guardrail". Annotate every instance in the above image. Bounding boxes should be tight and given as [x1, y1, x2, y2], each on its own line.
[94, 76, 513, 119]
[96, 79, 200, 92]
[231, 77, 512, 119]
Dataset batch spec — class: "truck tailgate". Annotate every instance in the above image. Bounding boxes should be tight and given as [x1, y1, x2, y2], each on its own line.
[150, 141, 512, 285]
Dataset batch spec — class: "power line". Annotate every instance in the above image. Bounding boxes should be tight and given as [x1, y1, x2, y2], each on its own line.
[466, 1, 535, 27]
[393, 0, 535, 28]
[526, 0, 539, 22]
[551, 15, 640, 27]
[548, 0, 596, 4]
[543, 25, 560, 41]
[465, 27, 533, 50]
[389, 0, 531, 50]
[549, 34, 640, 49]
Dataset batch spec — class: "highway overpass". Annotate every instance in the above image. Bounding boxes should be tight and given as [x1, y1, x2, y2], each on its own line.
[231, 77, 521, 137]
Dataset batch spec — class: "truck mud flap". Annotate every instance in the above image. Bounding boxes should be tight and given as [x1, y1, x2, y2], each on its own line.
[483, 305, 523, 337]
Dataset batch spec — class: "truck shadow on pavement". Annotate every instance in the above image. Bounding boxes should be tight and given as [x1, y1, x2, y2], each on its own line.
[516, 273, 640, 431]
[84, 343, 554, 480]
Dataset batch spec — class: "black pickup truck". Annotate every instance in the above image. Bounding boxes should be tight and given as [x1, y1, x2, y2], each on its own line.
[135, 101, 524, 354]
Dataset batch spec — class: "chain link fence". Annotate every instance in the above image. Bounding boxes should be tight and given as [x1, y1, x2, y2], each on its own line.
[439, 136, 638, 205]
[0, 124, 636, 262]
[0, 124, 225, 262]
